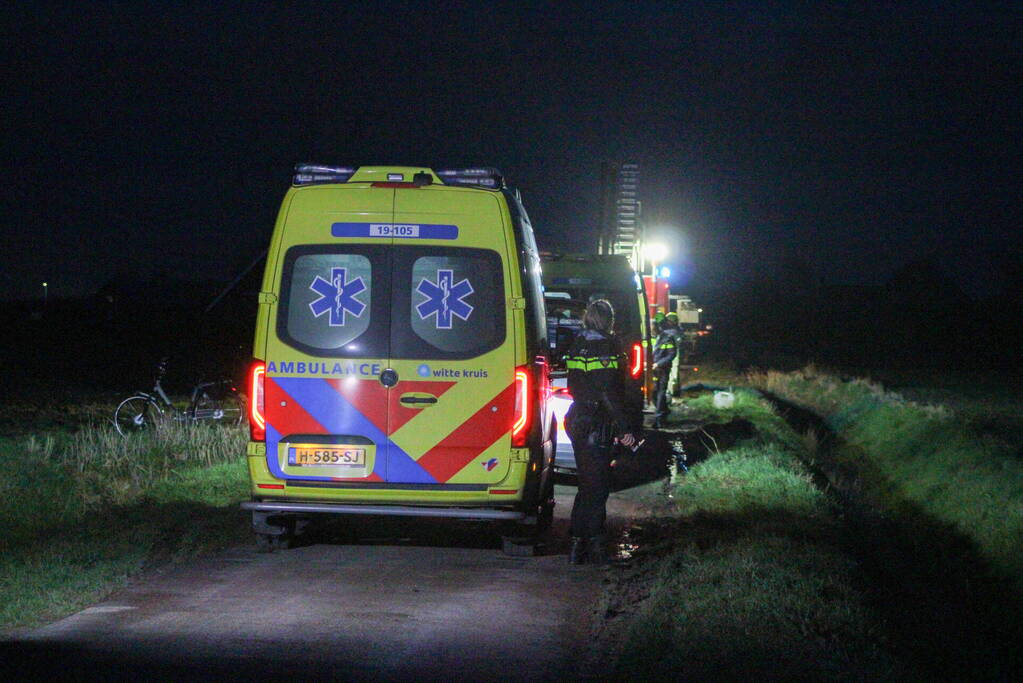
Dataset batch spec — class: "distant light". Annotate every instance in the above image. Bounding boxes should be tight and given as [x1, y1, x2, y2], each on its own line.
[42, 282, 47, 287]
[642, 242, 669, 263]
[660, 267, 670, 278]
[697, 308, 702, 313]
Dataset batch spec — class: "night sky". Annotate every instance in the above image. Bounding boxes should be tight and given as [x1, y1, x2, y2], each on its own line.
[4, 2, 1021, 302]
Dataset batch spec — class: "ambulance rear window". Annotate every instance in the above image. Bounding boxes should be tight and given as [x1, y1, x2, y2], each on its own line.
[277, 246, 388, 357]
[276, 245, 503, 360]
[392, 248, 505, 359]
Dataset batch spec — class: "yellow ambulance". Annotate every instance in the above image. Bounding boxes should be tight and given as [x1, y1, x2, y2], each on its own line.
[242, 166, 554, 554]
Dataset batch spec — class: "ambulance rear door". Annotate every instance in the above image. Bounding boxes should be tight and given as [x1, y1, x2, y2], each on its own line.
[384, 187, 517, 487]
[262, 186, 395, 484]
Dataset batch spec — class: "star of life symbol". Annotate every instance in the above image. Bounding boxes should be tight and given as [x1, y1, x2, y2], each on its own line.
[416, 269, 474, 329]
[309, 267, 367, 326]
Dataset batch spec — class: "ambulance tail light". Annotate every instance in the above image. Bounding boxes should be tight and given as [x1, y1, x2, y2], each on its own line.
[512, 365, 531, 447]
[435, 167, 504, 189]
[249, 361, 266, 442]
[630, 342, 644, 378]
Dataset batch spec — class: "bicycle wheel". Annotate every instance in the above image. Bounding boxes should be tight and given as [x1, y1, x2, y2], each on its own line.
[114, 396, 161, 436]
[190, 393, 245, 426]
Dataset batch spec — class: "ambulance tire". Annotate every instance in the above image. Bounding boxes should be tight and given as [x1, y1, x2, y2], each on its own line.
[255, 533, 291, 553]
[501, 533, 539, 557]
[500, 518, 543, 556]
[533, 415, 557, 535]
[536, 496, 554, 535]
[536, 465, 555, 534]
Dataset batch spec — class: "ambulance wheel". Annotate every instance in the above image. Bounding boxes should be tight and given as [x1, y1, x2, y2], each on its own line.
[255, 533, 291, 553]
[535, 468, 555, 534]
[533, 416, 557, 534]
[500, 518, 541, 556]
[501, 534, 539, 557]
[537, 494, 555, 534]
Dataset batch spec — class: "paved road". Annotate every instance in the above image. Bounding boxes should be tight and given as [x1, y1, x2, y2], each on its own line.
[5, 442, 673, 681]
[5, 487, 610, 682]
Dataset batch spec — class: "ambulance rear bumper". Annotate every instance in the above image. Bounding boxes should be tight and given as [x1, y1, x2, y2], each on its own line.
[241, 500, 525, 521]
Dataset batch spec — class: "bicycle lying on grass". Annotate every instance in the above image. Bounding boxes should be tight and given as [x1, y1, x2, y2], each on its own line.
[113, 358, 245, 436]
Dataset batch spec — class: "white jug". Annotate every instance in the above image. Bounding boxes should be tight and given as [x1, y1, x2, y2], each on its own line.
[713, 390, 735, 409]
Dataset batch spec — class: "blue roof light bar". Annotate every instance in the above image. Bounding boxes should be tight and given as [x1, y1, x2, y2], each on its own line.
[293, 164, 357, 186]
[435, 167, 503, 189]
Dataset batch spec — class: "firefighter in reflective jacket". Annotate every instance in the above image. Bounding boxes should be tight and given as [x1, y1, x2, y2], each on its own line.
[564, 299, 643, 564]
[652, 316, 678, 428]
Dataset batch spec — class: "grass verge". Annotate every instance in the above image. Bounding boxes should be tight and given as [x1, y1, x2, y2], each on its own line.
[601, 390, 901, 680]
[0, 418, 249, 632]
[753, 366, 1023, 587]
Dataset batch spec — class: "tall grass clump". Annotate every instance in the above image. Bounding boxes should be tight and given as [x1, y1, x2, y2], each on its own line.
[5, 420, 247, 541]
[752, 366, 1023, 586]
[0, 418, 249, 629]
[63, 419, 245, 497]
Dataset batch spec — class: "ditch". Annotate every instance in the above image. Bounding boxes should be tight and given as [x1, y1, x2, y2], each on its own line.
[590, 389, 1023, 680]
[765, 392, 1023, 681]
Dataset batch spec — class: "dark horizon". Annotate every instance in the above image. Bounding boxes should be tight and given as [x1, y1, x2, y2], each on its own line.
[3, 2, 1022, 303]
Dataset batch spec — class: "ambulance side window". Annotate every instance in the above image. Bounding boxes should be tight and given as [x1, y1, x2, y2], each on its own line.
[277, 247, 388, 357]
[392, 248, 505, 359]
[505, 191, 547, 360]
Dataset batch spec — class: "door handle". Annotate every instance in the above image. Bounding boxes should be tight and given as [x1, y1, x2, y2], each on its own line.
[400, 395, 438, 405]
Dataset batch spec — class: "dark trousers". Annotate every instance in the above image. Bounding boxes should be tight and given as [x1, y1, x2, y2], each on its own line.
[568, 426, 613, 538]
[653, 370, 670, 420]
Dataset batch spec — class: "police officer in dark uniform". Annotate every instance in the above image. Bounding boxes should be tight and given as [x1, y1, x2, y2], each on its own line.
[564, 299, 643, 565]
[651, 314, 678, 428]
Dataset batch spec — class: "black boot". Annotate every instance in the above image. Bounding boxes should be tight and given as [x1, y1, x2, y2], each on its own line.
[586, 536, 607, 565]
[569, 536, 586, 565]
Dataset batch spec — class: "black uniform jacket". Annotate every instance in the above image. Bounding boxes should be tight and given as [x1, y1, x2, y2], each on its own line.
[564, 328, 644, 438]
